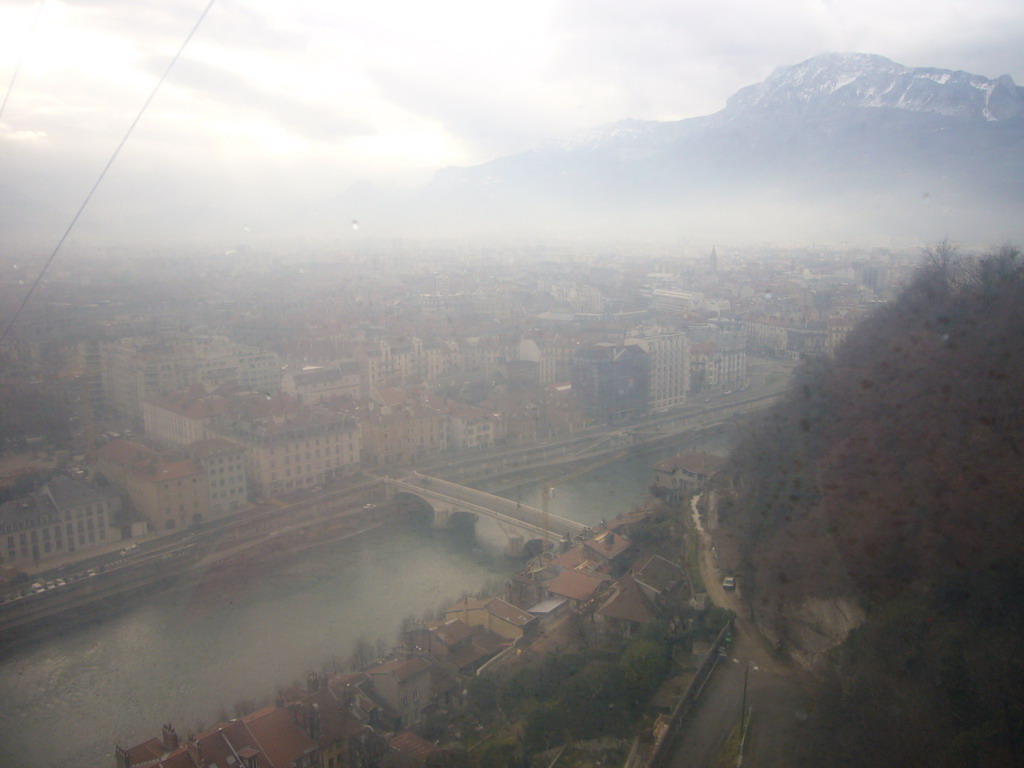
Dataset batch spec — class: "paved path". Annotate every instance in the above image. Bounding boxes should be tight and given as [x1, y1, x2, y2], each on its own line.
[668, 496, 814, 768]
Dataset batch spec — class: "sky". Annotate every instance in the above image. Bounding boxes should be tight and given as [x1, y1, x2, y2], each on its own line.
[2, 0, 1023, 248]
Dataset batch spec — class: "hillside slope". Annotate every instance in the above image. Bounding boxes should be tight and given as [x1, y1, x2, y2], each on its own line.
[718, 243, 1024, 766]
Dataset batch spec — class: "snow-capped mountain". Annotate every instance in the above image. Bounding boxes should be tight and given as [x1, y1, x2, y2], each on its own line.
[726, 53, 1023, 122]
[420, 53, 1024, 243]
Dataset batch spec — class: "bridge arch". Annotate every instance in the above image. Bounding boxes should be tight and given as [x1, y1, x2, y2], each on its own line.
[384, 474, 587, 557]
[392, 491, 435, 525]
[392, 490, 477, 531]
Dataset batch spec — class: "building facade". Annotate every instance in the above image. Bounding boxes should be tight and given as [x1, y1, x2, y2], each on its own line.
[571, 344, 650, 424]
[102, 334, 280, 423]
[1, 475, 121, 569]
[219, 409, 361, 499]
[626, 326, 689, 411]
[96, 440, 210, 532]
[187, 438, 249, 517]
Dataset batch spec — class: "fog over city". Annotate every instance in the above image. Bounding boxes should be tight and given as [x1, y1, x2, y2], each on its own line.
[3, 3, 1024, 768]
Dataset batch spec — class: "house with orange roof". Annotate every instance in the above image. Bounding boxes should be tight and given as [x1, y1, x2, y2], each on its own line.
[546, 569, 611, 610]
[595, 574, 657, 637]
[278, 674, 386, 768]
[582, 530, 634, 574]
[405, 618, 505, 676]
[115, 706, 320, 768]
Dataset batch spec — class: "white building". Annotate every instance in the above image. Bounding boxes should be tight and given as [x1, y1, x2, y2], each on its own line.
[626, 327, 689, 411]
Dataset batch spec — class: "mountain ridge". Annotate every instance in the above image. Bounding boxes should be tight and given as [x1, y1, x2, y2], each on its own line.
[420, 52, 1024, 242]
[534, 52, 1024, 154]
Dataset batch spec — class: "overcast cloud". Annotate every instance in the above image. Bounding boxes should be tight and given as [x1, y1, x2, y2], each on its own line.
[1, 0, 1023, 248]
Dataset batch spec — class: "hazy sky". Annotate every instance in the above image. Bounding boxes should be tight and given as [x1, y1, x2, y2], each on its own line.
[2, 0, 1023, 247]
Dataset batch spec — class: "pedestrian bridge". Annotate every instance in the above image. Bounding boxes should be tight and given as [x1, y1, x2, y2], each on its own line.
[384, 472, 588, 556]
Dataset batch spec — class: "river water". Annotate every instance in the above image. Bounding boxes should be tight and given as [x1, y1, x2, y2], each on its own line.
[0, 432, 732, 768]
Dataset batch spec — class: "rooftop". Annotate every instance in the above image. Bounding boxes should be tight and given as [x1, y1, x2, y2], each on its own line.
[547, 569, 609, 602]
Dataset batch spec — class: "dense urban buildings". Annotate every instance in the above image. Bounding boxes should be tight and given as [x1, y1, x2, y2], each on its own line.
[0, 242, 905, 568]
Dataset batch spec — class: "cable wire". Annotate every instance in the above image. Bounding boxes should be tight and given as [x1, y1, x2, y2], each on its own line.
[1, 0, 217, 345]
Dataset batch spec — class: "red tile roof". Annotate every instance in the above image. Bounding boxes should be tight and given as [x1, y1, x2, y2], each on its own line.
[547, 569, 609, 602]
[432, 619, 474, 647]
[96, 438, 156, 465]
[584, 530, 632, 561]
[122, 737, 165, 765]
[597, 575, 656, 626]
[367, 656, 432, 682]
[551, 545, 590, 570]
[96, 439, 203, 482]
[389, 731, 440, 763]
[242, 706, 318, 768]
[481, 597, 535, 627]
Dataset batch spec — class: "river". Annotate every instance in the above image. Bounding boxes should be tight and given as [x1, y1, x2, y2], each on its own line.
[0, 432, 732, 768]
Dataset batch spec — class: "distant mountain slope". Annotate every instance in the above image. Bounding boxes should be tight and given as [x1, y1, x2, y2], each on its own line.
[421, 53, 1024, 242]
[724, 52, 1024, 120]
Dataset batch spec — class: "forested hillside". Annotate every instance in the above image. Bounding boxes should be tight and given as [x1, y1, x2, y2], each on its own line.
[719, 243, 1024, 766]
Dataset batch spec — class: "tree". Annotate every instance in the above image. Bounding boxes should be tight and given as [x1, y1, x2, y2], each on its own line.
[620, 638, 668, 704]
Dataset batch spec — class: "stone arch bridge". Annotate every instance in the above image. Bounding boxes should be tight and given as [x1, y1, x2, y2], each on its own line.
[384, 472, 587, 556]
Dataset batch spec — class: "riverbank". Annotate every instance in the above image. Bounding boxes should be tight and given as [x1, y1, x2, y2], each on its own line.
[0, 428, 740, 768]
[0, 500, 408, 647]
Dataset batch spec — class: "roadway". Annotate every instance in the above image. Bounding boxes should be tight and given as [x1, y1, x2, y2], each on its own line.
[421, 357, 797, 486]
[667, 494, 814, 768]
[390, 473, 587, 540]
[0, 472, 384, 619]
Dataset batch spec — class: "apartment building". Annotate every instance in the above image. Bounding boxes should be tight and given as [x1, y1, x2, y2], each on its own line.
[187, 438, 248, 517]
[96, 440, 209, 532]
[442, 402, 496, 451]
[571, 343, 650, 424]
[1, 475, 121, 569]
[281, 361, 361, 404]
[102, 334, 280, 422]
[219, 409, 361, 499]
[626, 326, 689, 411]
[359, 403, 443, 467]
[687, 324, 747, 393]
[142, 390, 232, 447]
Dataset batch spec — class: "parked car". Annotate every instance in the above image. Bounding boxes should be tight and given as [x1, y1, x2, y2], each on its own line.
[722, 576, 736, 590]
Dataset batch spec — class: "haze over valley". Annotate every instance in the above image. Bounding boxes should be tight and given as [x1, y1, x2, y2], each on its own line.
[2, 1, 1024, 766]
